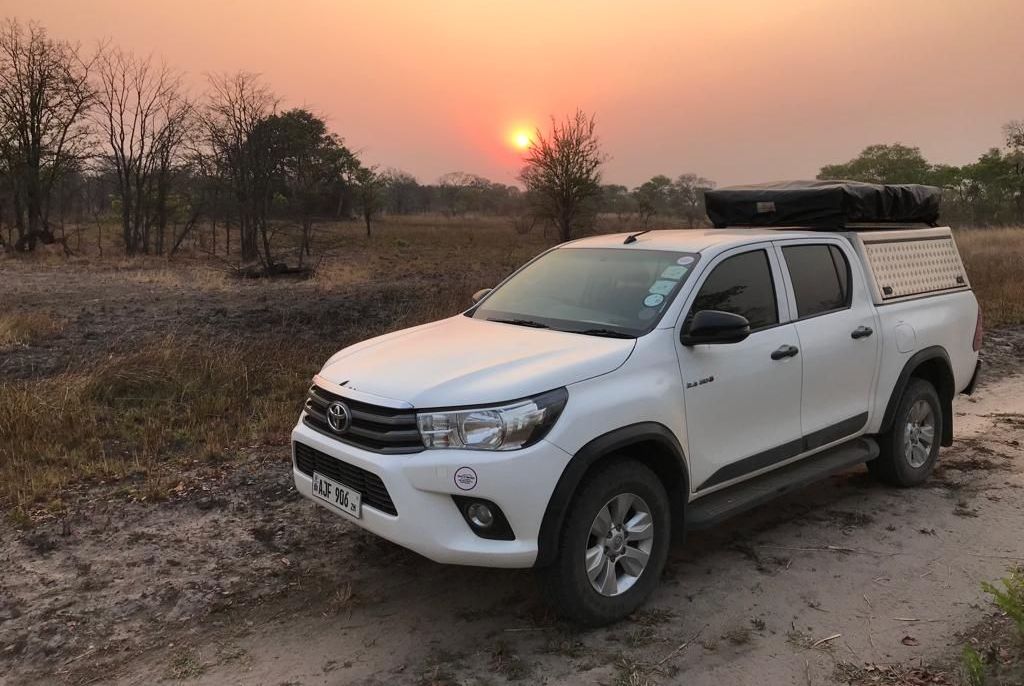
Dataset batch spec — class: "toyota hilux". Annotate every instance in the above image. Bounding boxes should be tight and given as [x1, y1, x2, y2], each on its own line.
[291, 181, 982, 625]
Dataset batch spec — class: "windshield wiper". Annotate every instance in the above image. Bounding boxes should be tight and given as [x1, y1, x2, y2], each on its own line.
[487, 318, 551, 329]
[572, 328, 636, 339]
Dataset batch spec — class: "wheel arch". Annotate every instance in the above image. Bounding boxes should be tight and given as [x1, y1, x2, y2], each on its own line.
[535, 422, 688, 568]
[879, 346, 955, 447]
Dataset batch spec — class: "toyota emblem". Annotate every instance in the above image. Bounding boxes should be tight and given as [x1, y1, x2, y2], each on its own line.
[325, 401, 352, 434]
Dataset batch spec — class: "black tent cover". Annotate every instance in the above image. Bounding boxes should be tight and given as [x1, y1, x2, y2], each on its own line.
[704, 180, 941, 228]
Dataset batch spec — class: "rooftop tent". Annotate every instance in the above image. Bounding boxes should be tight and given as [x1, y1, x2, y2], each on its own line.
[704, 180, 941, 228]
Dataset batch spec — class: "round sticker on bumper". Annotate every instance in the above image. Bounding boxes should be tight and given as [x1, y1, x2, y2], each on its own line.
[454, 466, 478, 491]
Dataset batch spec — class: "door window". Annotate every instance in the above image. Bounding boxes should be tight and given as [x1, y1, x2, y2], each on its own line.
[782, 244, 851, 318]
[687, 250, 778, 330]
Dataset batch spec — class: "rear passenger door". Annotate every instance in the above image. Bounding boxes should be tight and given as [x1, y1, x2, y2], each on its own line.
[677, 246, 804, 493]
[776, 240, 880, 450]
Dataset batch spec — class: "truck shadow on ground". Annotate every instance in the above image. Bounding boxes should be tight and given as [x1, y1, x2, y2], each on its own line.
[327, 471, 913, 613]
[220, 459, 985, 685]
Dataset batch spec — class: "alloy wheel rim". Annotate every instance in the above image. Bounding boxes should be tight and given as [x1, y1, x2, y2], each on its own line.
[585, 492, 654, 597]
[903, 399, 935, 468]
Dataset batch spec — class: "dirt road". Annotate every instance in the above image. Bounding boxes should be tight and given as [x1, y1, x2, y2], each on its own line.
[4, 332, 1023, 686]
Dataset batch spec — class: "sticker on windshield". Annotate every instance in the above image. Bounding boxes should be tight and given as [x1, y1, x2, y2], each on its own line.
[648, 280, 676, 296]
[660, 265, 688, 280]
[677, 256, 695, 266]
[643, 293, 664, 308]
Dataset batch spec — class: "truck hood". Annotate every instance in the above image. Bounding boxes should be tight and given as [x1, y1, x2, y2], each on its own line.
[318, 315, 635, 407]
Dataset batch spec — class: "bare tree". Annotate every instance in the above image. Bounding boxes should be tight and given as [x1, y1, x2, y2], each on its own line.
[437, 171, 489, 216]
[672, 173, 716, 228]
[520, 110, 606, 242]
[631, 175, 672, 227]
[353, 165, 386, 238]
[198, 72, 277, 264]
[94, 47, 192, 255]
[0, 19, 95, 250]
[383, 168, 420, 214]
[1004, 120, 1024, 223]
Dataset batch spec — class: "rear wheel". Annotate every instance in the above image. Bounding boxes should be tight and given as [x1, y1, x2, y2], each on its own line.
[536, 460, 671, 626]
[868, 378, 942, 486]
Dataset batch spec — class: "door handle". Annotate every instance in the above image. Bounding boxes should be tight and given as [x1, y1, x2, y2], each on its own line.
[851, 325, 874, 339]
[771, 344, 799, 360]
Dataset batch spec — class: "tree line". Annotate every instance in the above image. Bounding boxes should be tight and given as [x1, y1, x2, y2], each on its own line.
[2, 19, 1020, 267]
[0, 20, 533, 267]
[0, 19, 721, 261]
[817, 134, 1024, 226]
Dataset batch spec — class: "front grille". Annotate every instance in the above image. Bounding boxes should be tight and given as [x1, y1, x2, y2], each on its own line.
[294, 442, 397, 515]
[303, 384, 423, 455]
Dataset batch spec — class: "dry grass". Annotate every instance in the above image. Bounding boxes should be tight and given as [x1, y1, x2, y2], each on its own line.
[40, 211, 684, 262]
[955, 227, 1024, 328]
[0, 312, 63, 347]
[0, 337, 327, 519]
[1, 218, 1021, 523]
[30, 217, 1021, 327]
[114, 263, 233, 290]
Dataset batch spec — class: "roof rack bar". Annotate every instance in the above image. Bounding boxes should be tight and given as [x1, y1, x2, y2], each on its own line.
[710, 222, 940, 231]
[843, 222, 937, 230]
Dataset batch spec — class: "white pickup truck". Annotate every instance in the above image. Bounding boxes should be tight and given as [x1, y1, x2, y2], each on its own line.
[291, 182, 982, 625]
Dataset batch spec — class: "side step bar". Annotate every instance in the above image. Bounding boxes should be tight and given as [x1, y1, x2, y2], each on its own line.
[685, 437, 879, 530]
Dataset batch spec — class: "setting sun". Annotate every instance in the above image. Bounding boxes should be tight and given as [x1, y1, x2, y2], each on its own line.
[512, 129, 532, 150]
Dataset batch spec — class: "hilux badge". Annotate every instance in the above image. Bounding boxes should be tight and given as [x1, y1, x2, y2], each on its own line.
[325, 401, 352, 434]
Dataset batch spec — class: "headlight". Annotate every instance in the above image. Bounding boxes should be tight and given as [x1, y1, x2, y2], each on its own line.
[417, 388, 568, 451]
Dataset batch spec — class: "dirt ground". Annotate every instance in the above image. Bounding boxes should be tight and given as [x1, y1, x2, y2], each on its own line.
[0, 262, 446, 382]
[2, 264, 1023, 686]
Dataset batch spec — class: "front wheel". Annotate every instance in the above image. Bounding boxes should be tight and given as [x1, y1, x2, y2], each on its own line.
[536, 460, 671, 626]
[868, 378, 942, 486]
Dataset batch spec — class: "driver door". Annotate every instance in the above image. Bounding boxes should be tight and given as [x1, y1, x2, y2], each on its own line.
[676, 246, 804, 493]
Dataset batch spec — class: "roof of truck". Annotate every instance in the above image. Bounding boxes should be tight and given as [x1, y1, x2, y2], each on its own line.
[566, 228, 831, 253]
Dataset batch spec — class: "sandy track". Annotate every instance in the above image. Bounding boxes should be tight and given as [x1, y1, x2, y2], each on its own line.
[95, 370, 1024, 685]
[2, 328, 1021, 686]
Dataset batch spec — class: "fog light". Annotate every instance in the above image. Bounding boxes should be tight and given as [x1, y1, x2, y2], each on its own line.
[466, 502, 494, 528]
[452, 496, 515, 540]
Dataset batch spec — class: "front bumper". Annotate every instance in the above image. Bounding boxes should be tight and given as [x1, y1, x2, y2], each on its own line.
[290, 419, 572, 568]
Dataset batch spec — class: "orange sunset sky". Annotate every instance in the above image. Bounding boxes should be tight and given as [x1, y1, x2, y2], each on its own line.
[2, 0, 1024, 187]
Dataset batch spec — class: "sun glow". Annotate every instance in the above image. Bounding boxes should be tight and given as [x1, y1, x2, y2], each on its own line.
[512, 129, 532, 150]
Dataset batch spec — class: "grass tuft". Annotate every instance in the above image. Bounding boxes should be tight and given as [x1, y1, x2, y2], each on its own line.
[0, 312, 63, 347]
[982, 567, 1024, 639]
[961, 645, 986, 686]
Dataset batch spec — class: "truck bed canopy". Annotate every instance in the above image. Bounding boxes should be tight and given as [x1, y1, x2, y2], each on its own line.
[704, 180, 941, 228]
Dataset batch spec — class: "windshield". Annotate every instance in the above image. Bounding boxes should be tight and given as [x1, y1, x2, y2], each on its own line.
[470, 247, 700, 337]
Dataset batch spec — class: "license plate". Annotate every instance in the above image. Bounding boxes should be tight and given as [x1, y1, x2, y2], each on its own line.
[311, 472, 362, 519]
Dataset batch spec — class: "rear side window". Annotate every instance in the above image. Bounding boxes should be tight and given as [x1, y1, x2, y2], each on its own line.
[782, 244, 851, 318]
[688, 250, 778, 330]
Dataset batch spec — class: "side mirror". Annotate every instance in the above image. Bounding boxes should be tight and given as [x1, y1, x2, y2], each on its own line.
[681, 310, 751, 346]
[472, 288, 492, 304]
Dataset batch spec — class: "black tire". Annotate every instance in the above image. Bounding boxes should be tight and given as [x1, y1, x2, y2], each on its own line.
[868, 378, 943, 486]
[535, 460, 671, 626]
